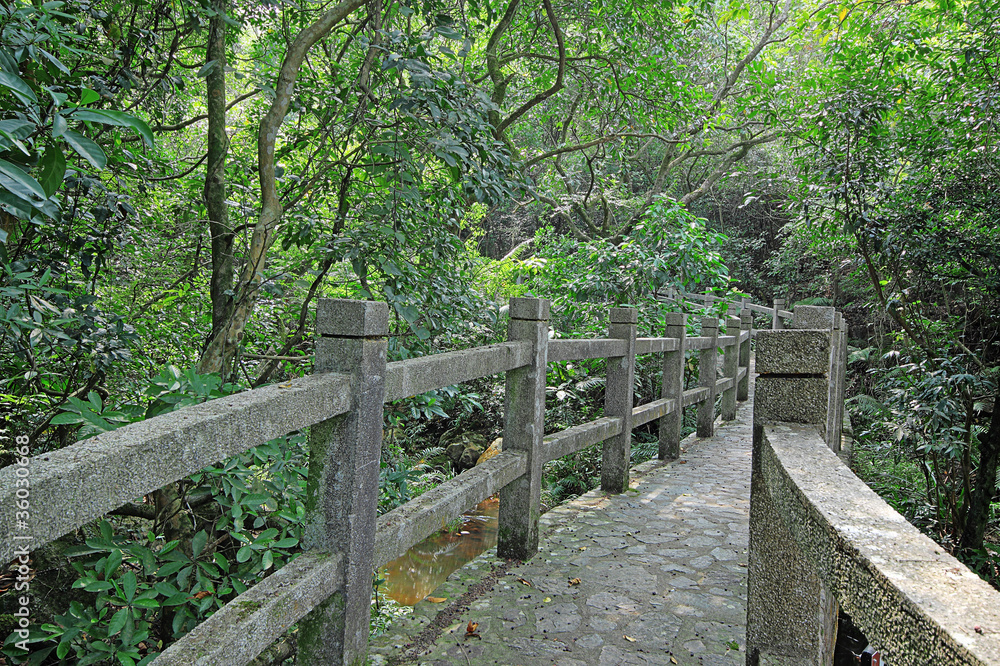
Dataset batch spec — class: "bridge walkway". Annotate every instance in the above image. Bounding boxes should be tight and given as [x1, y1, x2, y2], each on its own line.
[369, 371, 754, 666]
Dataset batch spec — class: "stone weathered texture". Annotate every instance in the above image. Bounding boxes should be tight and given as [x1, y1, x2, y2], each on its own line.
[510, 296, 551, 321]
[374, 452, 526, 569]
[748, 328, 836, 666]
[754, 330, 832, 376]
[760, 423, 1000, 664]
[721, 317, 740, 421]
[369, 369, 755, 666]
[602, 307, 638, 493]
[548, 338, 629, 363]
[634, 337, 681, 355]
[317, 298, 390, 337]
[771, 299, 785, 330]
[753, 377, 829, 429]
[300, 299, 388, 666]
[157, 552, 343, 665]
[383, 342, 532, 402]
[544, 417, 623, 462]
[792, 304, 835, 330]
[632, 398, 677, 429]
[0, 371, 353, 563]
[498, 298, 549, 560]
[697, 317, 719, 438]
[659, 313, 686, 460]
[738, 310, 752, 401]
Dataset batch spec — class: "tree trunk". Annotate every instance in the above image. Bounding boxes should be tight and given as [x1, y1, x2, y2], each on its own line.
[197, 0, 367, 375]
[960, 391, 1000, 553]
[200, 0, 234, 377]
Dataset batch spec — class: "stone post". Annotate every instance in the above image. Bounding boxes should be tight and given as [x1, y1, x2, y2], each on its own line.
[793, 305, 839, 451]
[738, 309, 752, 401]
[299, 299, 388, 666]
[747, 328, 837, 666]
[497, 297, 549, 560]
[602, 307, 637, 493]
[696, 316, 718, 437]
[659, 312, 686, 460]
[772, 298, 785, 330]
[721, 316, 740, 421]
[833, 313, 847, 452]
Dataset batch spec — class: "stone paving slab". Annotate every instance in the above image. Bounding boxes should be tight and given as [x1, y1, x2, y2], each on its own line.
[370, 380, 753, 666]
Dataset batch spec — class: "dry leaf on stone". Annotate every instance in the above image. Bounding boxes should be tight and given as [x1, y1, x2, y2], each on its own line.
[425, 596, 447, 603]
[517, 577, 532, 587]
[568, 578, 581, 586]
[670, 657, 678, 664]
[465, 621, 481, 639]
[624, 635, 636, 642]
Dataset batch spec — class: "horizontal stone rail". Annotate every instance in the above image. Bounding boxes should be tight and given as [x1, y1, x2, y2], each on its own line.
[0, 371, 352, 563]
[744, 302, 773, 316]
[4, 290, 772, 665]
[634, 337, 681, 354]
[547, 338, 628, 362]
[156, 552, 344, 665]
[685, 335, 717, 350]
[682, 386, 710, 407]
[631, 397, 677, 428]
[373, 452, 527, 569]
[383, 341, 532, 402]
[758, 424, 1000, 664]
[542, 417, 624, 462]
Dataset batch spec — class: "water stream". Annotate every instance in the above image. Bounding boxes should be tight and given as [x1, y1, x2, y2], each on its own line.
[380, 496, 499, 605]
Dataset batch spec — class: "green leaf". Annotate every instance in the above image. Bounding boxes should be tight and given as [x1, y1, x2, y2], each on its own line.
[0, 159, 46, 202]
[50, 412, 85, 425]
[83, 580, 114, 592]
[122, 570, 137, 601]
[0, 71, 37, 104]
[236, 545, 252, 563]
[131, 598, 159, 609]
[38, 145, 66, 198]
[191, 530, 208, 559]
[79, 88, 100, 105]
[52, 113, 67, 138]
[108, 608, 128, 636]
[63, 129, 107, 169]
[70, 109, 154, 148]
[196, 60, 218, 78]
[105, 549, 123, 579]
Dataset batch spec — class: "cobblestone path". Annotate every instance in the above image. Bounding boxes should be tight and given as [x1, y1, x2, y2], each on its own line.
[370, 376, 753, 666]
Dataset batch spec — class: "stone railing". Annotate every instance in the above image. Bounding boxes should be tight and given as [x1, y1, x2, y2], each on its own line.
[0, 295, 758, 665]
[747, 306, 1000, 665]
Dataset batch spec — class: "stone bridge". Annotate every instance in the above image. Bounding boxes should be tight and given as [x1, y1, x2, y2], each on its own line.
[3, 294, 999, 665]
[369, 362, 755, 666]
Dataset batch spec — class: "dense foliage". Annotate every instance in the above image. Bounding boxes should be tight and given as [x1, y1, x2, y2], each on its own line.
[0, 0, 997, 661]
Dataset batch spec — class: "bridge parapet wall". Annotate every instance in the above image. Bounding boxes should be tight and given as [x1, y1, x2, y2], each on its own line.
[748, 312, 1000, 665]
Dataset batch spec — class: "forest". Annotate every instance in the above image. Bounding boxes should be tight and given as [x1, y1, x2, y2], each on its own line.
[0, 0, 997, 662]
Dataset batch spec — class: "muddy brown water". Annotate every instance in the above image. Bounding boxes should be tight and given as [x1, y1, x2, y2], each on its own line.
[380, 496, 499, 605]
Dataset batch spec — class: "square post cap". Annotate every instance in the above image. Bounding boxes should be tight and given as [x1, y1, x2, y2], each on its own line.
[609, 307, 638, 324]
[317, 299, 389, 337]
[509, 297, 550, 321]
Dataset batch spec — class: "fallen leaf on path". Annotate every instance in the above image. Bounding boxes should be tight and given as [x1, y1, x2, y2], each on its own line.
[670, 657, 678, 664]
[568, 578, 581, 586]
[425, 596, 447, 603]
[624, 635, 636, 642]
[517, 577, 532, 587]
[465, 621, 481, 639]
